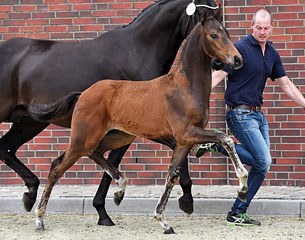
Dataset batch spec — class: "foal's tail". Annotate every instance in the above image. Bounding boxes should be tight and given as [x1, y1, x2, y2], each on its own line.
[28, 92, 81, 122]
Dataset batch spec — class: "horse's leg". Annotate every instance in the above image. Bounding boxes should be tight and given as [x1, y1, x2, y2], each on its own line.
[92, 133, 193, 226]
[215, 131, 248, 201]
[178, 158, 193, 214]
[154, 145, 193, 234]
[91, 131, 135, 226]
[89, 149, 130, 205]
[151, 138, 194, 214]
[35, 150, 127, 231]
[35, 150, 82, 231]
[0, 119, 49, 211]
[185, 128, 248, 201]
[93, 147, 129, 226]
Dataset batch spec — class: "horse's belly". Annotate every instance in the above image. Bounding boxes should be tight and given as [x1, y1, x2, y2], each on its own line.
[113, 115, 172, 140]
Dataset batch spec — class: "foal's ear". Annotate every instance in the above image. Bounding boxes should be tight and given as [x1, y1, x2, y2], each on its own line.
[200, 11, 209, 25]
[215, 4, 223, 23]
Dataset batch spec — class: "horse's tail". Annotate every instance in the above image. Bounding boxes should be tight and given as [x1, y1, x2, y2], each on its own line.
[28, 92, 81, 122]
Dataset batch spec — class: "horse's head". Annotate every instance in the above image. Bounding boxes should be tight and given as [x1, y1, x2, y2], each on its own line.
[200, 15, 243, 70]
[182, 0, 221, 38]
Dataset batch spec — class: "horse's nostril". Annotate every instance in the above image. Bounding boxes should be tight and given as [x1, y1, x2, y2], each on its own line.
[234, 55, 243, 68]
[234, 56, 240, 64]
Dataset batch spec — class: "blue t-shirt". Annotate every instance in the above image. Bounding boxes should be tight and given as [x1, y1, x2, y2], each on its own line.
[224, 34, 286, 107]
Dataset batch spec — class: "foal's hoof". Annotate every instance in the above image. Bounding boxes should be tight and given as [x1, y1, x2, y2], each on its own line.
[113, 191, 125, 206]
[35, 222, 45, 232]
[164, 227, 176, 234]
[178, 195, 194, 214]
[237, 191, 247, 202]
[22, 192, 36, 212]
[35, 226, 45, 232]
[97, 218, 115, 226]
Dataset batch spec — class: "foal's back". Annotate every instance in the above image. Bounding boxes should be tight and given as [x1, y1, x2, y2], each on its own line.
[74, 70, 193, 140]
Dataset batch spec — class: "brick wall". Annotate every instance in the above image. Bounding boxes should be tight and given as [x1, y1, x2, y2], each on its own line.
[0, 0, 304, 187]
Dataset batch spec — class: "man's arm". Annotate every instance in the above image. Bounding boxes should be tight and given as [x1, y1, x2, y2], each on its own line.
[212, 70, 228, 89]
[277, 76, 305, 108]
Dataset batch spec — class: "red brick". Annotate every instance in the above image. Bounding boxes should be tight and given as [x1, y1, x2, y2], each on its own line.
[289, 173, 305, 179]
[0, 5, 12, 12]
[0, 0, 304, 187]
[72, 4, 95, 11]
[273, 0, 298, 4]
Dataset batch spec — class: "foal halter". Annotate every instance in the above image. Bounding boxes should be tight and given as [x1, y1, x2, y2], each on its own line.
[184, 0, 219, 37]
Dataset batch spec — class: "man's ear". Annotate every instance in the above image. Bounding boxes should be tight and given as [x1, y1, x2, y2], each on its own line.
[271, 21, 276, 27]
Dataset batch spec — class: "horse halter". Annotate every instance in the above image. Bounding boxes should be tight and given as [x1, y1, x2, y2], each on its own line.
[183, 0, 219, 37]
[186, 0, 219, 16]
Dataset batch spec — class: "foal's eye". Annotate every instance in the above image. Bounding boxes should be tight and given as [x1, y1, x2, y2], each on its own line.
[210, 33, 218, 39]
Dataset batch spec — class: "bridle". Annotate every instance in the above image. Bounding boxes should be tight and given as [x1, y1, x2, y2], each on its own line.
[183, 0, 219, 37]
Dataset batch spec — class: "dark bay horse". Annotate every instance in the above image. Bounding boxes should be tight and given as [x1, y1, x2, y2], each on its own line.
[0, 0, 220, 226]
[29, 15, 247, 233]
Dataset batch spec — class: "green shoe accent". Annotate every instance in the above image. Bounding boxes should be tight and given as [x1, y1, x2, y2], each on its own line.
[194, 143, 219, 158]
[226, 212, 261, 227]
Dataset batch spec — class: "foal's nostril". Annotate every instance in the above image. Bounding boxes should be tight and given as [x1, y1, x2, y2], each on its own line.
[234, 55, 243, 68]
[234, 56, 240, 64]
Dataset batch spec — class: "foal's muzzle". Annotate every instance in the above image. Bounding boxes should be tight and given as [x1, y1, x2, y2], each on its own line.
[211, 59, 225, 70]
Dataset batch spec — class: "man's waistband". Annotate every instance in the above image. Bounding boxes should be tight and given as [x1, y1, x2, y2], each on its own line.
[227, 105, 262, 112]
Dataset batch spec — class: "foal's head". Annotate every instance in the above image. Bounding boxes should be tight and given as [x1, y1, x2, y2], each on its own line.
[200, 15, 243, 70]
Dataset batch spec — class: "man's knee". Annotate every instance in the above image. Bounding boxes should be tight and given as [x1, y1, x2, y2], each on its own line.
[252, 156, 272, 175]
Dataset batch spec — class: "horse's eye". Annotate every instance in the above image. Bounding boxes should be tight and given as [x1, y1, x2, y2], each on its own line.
[210, 33, 218, 39]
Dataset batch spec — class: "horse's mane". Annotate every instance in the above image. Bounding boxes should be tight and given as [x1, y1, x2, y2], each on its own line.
[122, 0, 171, 28]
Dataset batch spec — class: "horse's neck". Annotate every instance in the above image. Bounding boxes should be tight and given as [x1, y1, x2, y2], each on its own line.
[119, 0, 187, 57]
[130, 1, 185, 31]
[180, 25, 212, 97]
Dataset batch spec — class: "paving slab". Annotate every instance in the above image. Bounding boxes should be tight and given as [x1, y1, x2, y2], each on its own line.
[0, 185, 304, 217]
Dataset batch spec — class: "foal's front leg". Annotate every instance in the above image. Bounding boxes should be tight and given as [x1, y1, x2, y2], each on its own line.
[191, 128, 248, 201]
[154, 145, 193, 234]
[216, 131, 248, 201]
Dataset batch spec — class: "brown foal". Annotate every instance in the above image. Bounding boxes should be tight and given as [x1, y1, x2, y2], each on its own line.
[34, 15, 247, 233]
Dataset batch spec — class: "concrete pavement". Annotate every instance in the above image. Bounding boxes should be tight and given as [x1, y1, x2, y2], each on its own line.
[0, 185, 304, 217]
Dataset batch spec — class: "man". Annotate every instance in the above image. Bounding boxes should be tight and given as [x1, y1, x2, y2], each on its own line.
[196, 8, 305, 226]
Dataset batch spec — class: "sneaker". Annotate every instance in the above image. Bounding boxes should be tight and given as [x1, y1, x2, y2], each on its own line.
[194, 143, 219, 158]
[226, 212, 261, 226]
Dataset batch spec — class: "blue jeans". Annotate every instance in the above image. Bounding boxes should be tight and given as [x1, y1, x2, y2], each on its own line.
[222, 108, 272, 214]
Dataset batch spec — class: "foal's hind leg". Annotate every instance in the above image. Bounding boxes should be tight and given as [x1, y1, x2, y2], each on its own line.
[0, 119, 49, 211]
[35, 152, 76, 230]
[88, 148, 131, 206]
[93, 145, 130, 226]
[35, 150, 83, 231]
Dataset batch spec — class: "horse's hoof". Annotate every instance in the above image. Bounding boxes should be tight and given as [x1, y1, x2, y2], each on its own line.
[237, 191, 247, 202]
[97, 218, 115, 226]
[164, 227, 176, 234]
[178, 196, 194, 214]
[22, 192, 36, 212]
[113, 191, 125, 206]
[35, 226, 45, 232]
[35, 222, 45, 231]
